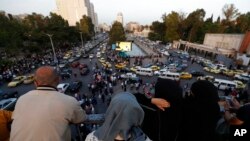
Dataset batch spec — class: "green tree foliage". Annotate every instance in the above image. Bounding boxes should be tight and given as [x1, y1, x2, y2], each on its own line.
[108, 21, 126, 45]
[0, 11, 83, 56]
[0, 13, 24, 56]
[148, 3, 248, 44]
[164, 11, 184, 42]
[79, 15, 94, 41]
[184, 9, 206, 43]
[221, 4, 240, 33]
[148, 21, 165, 41]
[235, 12, 250, 33]
[222, 4, 240, 22]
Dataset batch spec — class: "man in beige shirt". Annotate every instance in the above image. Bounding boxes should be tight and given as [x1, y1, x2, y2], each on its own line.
[10, 66, 86, 141]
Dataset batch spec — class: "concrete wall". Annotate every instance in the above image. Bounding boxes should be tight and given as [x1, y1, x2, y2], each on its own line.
[203, 34, 244, 51]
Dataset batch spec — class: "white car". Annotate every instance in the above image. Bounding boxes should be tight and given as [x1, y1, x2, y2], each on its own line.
[0, 98, 17, 110]
[89, 54, 94, 59]
[234, 73, 250, 81]
[96, 52, 101, 58]
[57, 83, 70, 93]
[120, 73, 137, 79]
[154, 68, 168, 76]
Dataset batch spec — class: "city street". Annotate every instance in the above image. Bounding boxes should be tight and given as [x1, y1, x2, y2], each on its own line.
[1, 37, 237, 114]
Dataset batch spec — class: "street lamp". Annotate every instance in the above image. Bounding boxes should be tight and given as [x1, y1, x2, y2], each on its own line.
[79, 32, 85, 54]
[45, 34, 58, 71]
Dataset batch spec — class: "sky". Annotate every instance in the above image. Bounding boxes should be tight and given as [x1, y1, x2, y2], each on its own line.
[0, 0, 249, 25]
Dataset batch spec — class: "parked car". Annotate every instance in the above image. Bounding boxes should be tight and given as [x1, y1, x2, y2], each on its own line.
[57, 83, 70, 93]
[68, 81, 82, 93]
[120, 73, 137, 79]
[197, 75, 215, 82]
[60, 72, 71, 79]
[190, 70, 205, 77]
[0, 89, 18, 100]
[23, 75, 34, 84]
[79, 63, 88, 69]
[234, 73, 250, 82]
[82, 54, 89, 58]
[99, 58, 106, 63]
[80, 68, 90, 75]
[71, 61, 80, 68]
[233, 80, 246, 89]
[61, 68, 72, 74]
[0, 98, 17, 110]
[115, 63, 126, 69]
[8, 76, 26, 87]
[89, 54, 94, 59]
[119, 67, 131, 73]
[180, 72, 192, 79]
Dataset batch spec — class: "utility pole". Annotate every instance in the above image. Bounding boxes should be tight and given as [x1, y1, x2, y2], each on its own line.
[79, 32, 85, 54]
[46, 34, 59, 71]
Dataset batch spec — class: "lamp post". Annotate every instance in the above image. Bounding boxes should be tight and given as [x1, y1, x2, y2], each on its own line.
[45, 34, 58, 71]
[79, 32, 84, 54]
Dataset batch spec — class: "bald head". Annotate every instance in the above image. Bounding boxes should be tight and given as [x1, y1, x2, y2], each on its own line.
[34, 66, 59, 87]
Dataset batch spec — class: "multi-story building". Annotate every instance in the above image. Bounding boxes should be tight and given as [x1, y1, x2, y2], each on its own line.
[94, 13, 98, 31]
[125, 22, 141, 32]
[116, 12, 123, 25]
[99, 23, 111, 32]
[55, 0, 98, 28]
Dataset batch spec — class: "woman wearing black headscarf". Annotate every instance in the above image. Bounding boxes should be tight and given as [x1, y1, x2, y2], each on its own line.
[177, 80, 221, 141]
[134, 78, 183, 141]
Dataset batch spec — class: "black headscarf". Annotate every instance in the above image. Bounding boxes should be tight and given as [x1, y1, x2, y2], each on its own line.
[154, 78, 183, 141]
[178, 80, 220, 141]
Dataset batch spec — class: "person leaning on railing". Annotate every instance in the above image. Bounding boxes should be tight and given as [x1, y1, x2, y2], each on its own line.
[223, 97, 250, 141]
[10, 66, 87, 141]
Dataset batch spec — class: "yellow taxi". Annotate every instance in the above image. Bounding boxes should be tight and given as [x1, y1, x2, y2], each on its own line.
[234, 80, 246, 89]
[98, 58, 106, 63]
[23, 75, 35, 84]
[102, 61, 112, 68]
[233, 69, 245, 75]
[203, 67, 211, 72]
[130, 66, 141, 72]
[180, 72, 192, 79]
[150, 65, 160, 71]
[115, 63, 126, 69]
[210, 68, 220, 74]
[197, 75, 215, 82]
[222, 70, 235, 77]
[8, 76, 26, 87]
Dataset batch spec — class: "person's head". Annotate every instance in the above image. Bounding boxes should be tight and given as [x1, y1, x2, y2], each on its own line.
[34, 66, 59, 87]
[155, 78, 183, 107]
[190, 80, 219, 103]
[94, 92, 144, 141]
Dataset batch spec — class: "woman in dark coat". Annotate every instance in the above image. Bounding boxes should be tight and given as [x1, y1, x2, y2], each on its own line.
[177, 80, 221, 141]
[134, 78, 183, 141]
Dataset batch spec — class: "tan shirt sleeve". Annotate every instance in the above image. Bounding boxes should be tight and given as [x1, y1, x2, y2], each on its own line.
[70, 99, 87, 124]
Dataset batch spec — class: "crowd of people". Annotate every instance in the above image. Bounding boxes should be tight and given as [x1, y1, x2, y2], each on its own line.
[0, 65, 249, 141]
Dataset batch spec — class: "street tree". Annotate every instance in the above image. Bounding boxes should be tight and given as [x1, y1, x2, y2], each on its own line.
[164, 11, 184, 42]
[79, 15, 95, 41]
[148, 21, 165, 42]
[108, 21, 126, 45]
[184, 9, 206, 43]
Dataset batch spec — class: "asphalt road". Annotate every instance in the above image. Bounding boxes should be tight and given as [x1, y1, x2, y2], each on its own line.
[1, 41, 233, 113]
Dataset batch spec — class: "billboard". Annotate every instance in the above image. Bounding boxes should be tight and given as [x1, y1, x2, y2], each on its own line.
[115, 42, 132, 52]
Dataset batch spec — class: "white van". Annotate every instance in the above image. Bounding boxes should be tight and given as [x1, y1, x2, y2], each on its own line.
[136, 68, 154, 76]
[159, 72, 180, 81]
[213, 79, 236, 90]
